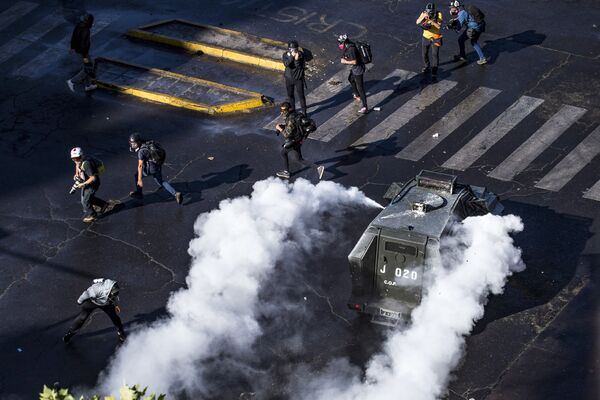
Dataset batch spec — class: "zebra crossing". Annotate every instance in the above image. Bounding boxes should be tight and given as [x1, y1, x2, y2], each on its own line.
[292, 66, 599, 203]
[0, 1, 118, 77]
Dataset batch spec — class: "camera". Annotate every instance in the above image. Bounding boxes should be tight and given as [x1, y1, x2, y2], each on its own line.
[69, 177, 83, 194]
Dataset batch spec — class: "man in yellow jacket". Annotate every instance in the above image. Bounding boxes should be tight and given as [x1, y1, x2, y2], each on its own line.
[416, 3, 443, 79]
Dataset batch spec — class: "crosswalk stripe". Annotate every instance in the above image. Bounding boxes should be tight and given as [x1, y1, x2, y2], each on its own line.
[0, 1, 38, 32]
[0, 13, 64, 65]
[395, 86, 500, 161]
[583, 179, 600, 201]
[535, 125, 600, 192]
[443, 95, 544, 171]
[312, 69, 416, 142]
[352, 79, 457, 147]
[13, 12, 121, 78]
[263, 64, 374, 130]
[488, 105, 587, 181]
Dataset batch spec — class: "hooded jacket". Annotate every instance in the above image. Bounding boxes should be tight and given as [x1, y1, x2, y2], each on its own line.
[70, 14, 93, 57]
[77, 278, 119, 306]
[282, 50, 305, 81]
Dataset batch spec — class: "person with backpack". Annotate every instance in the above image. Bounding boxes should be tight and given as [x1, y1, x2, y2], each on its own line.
[70, 147, 109, 223]
[282, 39, 307, 115]
[128, 133, 183, 205]
[448, 1, 487, 65]
[338, 34, 368, 114]
[63, 278, 126, 344]
[274, 102, 325, 180]
[67, 13, 97, 92]
[417, 3, 444, 79]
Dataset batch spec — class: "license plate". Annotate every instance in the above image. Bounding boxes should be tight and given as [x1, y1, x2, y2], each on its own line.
[379, 308, 400, 319]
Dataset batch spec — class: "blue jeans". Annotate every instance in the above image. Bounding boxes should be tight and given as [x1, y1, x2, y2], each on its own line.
[134, 165, 176, 197]
[458, 29, 485, 60]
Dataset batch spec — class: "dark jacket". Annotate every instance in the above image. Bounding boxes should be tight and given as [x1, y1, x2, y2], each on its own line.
[282, 50, 305, 81]
[70, 16, 93, 57]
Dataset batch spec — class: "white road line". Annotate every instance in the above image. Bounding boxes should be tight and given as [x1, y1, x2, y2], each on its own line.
[535, 125, 600, 192]
[0, 1, 38, 32]
[443, 95, 544, 171]
[353, 79, 457, 147]
[583, 179, 600, 202]
[0, 13, 63, 64]
[488, 105, 587, 181]
[13, 12, 120, 78]
[263, 64, 374, 130]
[396, 86, 500, 161]
[312, 69, 416, 142]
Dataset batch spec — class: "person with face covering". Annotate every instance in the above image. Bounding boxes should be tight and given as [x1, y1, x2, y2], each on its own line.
[63, 278, 126, 344]
[338, 34, 368, 114]
[282, 39, 307, 115]
[274, 102, 324, 180]
[67, 13, 97, 92]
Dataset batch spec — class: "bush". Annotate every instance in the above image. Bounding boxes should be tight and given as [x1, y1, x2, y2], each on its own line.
[39, 384, 166, 400]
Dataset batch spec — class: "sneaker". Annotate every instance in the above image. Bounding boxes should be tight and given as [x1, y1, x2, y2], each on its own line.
[317, 165, 325, 180]
[477, 58, 488, 65]
[82, 215, 96, 223]
[453, 55, 467, 62]
[117, 330, 126, 343]
[129, 191, 143, 200]
[84, 84, 97, 92]
[352, 94, 361, 101]
[62, 331, 74, 343]
[175, 192, 183, 205]
[421, 67, 430, 73]
[358, 107, 368, 114]
[276, 170, 290, 179]
[66, 79, 74, 92]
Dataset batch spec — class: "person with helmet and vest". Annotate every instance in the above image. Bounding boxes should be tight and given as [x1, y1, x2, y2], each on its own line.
[67, 14, 97, 92]
[275, 102, 325, 180]
[448, 1, 487, 65]
[338, 34, 368, 114]
[128, 133, 183, 205]
[63, 278, 126, 344]
[282, 39, 307, 115]
[70, 147, 109, 223]
[416, 3, 443, 79]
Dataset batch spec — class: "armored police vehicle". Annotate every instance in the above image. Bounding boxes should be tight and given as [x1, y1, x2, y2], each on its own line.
[347, 170, 503, 326]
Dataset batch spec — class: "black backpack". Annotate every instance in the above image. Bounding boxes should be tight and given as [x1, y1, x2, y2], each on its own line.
[142, 140, 166, 165]
[466, 5, 485, 24]
[294, 114, 317, 140]
[83, 156, 105, 176]
[354, 41, 373, 64]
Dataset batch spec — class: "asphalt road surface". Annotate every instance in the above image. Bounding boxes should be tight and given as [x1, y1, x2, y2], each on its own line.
[0, 0, 598, 399]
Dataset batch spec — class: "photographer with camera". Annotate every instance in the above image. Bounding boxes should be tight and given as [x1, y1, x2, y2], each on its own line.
[70, 147, 109, 223]
[274, 102, 324, 180]
[128, 133, 183, 205]
[282, 39, 307, 115]
[416, 3, 443, 79]
[447, 1, 487, 65]
[338, 34, 368, 114]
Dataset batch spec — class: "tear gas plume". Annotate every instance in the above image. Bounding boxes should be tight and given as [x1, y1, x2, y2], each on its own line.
[95, 178, 382, 397]
[294, 213, 525, 400]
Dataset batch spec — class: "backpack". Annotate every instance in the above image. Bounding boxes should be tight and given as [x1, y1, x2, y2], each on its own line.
[84, 156, 105, 176]
[466, 5, 485, 24]
[354, 41, 373, 64]
[142, 140, 166, 165]
[294, 114, 317, 140]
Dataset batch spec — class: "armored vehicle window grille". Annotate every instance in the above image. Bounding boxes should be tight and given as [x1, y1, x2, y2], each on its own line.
[384, 241, 417, 256]
[416, 170, 456, 193]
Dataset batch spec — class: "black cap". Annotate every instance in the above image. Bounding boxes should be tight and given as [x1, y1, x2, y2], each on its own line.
[426, 3, 435, 11]
[280, 102, 292, 112]
[288, 40, 299, 49]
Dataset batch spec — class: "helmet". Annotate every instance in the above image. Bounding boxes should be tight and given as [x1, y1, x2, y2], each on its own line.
[70, 147, 82, 158]
[287, 40, 299, 49]
[449, 1, 461, 7]
[426, 3, 436, 16]
[129, 133, 142, 152]
[280, 102, 292, 114]
[337, 33, 349, 44]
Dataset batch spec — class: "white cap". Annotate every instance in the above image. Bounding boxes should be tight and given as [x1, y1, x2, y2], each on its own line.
[70, 147, 82, 158]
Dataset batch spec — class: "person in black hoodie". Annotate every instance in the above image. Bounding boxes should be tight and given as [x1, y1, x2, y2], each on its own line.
[338, 34, 368, 114]
[282, 40, 307, 115]
[67, 14, 97, 92]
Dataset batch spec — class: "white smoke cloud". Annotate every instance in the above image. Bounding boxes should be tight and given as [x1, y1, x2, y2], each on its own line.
[95, 178, 382, 397]
[294, 213, 525, 400]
